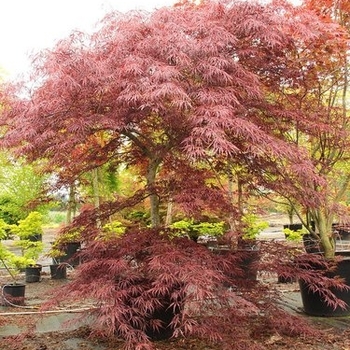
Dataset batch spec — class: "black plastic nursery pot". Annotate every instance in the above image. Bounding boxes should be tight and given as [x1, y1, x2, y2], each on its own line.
[236, 248, 260, 281]
[208, 242, 260, 282]
[333, 224, 350, 241]
[2, 283, 26, 306]
[278, 274, 296, 284]
[299, 257, 350, 317]
[117, 279, 184, 341]
[28, 233, 43, 242]
[145, 292, 183, 341]
[50, 263, 67, 279]
[58, 242, 81, 267]
[283, 224, 303, 231]
[25, 264, 42, 283]
[302, 234, 323, 254]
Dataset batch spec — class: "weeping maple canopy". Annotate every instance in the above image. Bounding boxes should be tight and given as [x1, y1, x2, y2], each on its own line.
[0, 0, 346, 218]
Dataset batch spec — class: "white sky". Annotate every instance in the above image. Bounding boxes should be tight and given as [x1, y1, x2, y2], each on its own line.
[0, 0, 177, 81]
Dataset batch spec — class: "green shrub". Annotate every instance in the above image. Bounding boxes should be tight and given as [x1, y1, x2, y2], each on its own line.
[193, 221, 225, 237]
[100, 221, 126, 239]
[0, 195, 24, 225]
[10, 211, 43, 239]
[169, 219, 225, 241]
[14, 240, 44, 263]
[0, 242, 37, 281]
[283, 227, 307, 241]
[169, 219, 194, 235]
[241, 213, 269, 240]
[0, 218, 10, 240]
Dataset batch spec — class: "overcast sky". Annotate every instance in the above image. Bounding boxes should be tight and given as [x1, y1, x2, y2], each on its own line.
[0, 0, 176, 81]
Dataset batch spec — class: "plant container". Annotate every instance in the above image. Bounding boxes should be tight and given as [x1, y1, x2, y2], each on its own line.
[50, 263, 67, 279]
[299, 257, 350, 316]
[302, 234, 323, 254]
[278, 274, 296, 284]
[28, 233, 42, 242]
[25, 264, 42, 283]
[1, 283, 26, 306]
[58, 242, 81, 267]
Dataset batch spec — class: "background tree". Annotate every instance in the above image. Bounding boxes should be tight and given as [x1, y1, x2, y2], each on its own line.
[0, 152, 49, 223]
[250, 0, 350, 258]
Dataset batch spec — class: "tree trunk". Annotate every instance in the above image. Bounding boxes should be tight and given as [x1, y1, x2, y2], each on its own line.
[288, 206, 294, 225]
[66, 183, 77, 224]
[165, 198, 173, 226]
[227, 169, 235, 232]
[237, 175, 244, 216]
[91, 168, 100, 209]
[146, 157, 161, 227]
[313, 210, 335, 259]
[91, 168, 102, 228]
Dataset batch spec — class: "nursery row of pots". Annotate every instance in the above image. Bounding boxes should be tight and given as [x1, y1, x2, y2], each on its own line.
[1, 242, 81, 307]
[208, 226, 350, 318]
[4, 230, 350, 319]
[25, 263, 68, 282]
[1, 263, 67, 306]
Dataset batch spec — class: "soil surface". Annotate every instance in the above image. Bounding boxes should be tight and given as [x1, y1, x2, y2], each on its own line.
[2, 329, 350, 350]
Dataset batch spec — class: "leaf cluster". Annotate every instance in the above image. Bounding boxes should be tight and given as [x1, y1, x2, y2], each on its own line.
[241, 213, 269, 240]
[283, 227, 308, 241]
[169, 219, 225, 240]
[9, 211, 43, 239]
[0, 212, 44, 281]
[43, 228, 343, 350]
[0, 0, 343, 210]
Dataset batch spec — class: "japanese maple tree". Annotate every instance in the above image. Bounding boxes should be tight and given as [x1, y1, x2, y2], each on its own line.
[0, 0, 325, 225]
[253, 0, 350, 258]
[0, 0, 348, 349]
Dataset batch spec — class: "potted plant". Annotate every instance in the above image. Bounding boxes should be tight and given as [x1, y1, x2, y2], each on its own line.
[15, 239, 43, 283]
[0, 220, 28, 305]
[235, 213, 269, 281]
[282, 226, 306, 243]
[10, 211, 44, 242]
[44, 245, 67, 279]
[169, 219, 225, 243]
[8, 212, 44, 283]
[50, 229, 82, 267]
[0, 248, 27, 306]
[279, 208, 350, 316]
[43, 226, 259, 348]
[278, 213, 350, 315]
[283, 224, 303, 238]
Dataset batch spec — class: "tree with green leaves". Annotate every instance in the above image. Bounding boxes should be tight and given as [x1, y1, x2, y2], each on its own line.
[0, 153, 49, 223]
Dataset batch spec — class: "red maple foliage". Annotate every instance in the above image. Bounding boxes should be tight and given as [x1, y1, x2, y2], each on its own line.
[1, 0, 344, 215]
